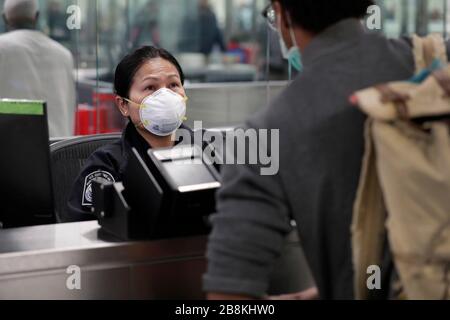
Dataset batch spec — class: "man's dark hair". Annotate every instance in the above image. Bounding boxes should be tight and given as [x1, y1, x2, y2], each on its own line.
[114, 46, 185, 99]
[276, 0, 375, 33]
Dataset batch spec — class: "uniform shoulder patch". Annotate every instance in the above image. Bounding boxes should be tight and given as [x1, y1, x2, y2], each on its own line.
[82, 170, 116, 207]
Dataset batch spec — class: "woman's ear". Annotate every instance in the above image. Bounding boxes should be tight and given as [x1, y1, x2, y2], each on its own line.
[115, 96, 130, 117]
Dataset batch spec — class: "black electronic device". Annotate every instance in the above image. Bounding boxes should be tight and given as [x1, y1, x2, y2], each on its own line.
[0, 100, 55, 228]
[95, 144, 221, 240]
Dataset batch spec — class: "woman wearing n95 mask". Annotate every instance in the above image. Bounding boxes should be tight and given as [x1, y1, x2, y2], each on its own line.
[65, 46, 201, 222]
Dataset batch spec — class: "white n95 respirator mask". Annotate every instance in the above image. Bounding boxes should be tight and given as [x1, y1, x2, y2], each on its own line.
[125, 88, 187, 137]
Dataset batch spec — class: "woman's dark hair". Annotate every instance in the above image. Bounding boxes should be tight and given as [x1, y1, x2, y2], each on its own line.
[276, 0, 374, 33]
[114, 46, 185, 99]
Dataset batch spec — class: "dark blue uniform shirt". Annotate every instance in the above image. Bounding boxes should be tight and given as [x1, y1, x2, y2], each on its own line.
[66, 122, 199, 222]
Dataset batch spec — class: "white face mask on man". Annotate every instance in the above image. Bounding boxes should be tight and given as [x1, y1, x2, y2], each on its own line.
[123, 88, 187, 137]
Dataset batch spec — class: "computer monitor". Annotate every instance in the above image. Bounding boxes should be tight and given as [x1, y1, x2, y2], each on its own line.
[97, 144, 221, 240]
[145, 145, 221, 237]
[0, 100, 55, 228]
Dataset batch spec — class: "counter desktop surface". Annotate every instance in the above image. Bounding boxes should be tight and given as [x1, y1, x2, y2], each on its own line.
[0, 221, 207, 300]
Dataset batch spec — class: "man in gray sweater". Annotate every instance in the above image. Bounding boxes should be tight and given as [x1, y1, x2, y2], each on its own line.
[203, 0, 417, 299]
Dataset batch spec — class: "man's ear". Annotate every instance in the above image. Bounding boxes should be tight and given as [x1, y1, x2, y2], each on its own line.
[273, 1, 293, 48]
[115, 96, 130, 117]
[272, 1, 289, 29]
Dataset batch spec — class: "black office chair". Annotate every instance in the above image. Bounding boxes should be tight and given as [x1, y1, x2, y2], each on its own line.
[50, 134, 121, 223]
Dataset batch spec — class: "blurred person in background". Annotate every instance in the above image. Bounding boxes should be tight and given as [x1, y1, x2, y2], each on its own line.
[47, 0, 70, 43]
[130, 0, 161, 49]
[234, 0, 253, 34]
[178, 0, 226, 58]
[0, 0, 75, 137]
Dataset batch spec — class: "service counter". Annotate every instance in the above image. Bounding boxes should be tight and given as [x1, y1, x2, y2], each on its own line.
[0, 221, 207, 299]
[0, 221, 315, 300]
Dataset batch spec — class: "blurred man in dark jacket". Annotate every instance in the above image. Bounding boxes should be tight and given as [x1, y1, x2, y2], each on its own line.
[178, 0, 226, 56]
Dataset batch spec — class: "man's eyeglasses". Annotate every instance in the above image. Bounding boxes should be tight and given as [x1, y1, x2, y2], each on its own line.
[261, 4, 277, 32]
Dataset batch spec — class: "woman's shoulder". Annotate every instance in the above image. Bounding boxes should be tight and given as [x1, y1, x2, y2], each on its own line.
[82, 139, 125, 178]
[66, 139, 125, 219]
[93, 139, 124, 157]
[87, 140, 124, 164]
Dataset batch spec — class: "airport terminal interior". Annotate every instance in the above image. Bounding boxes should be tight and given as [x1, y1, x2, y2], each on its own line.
[0, 0, 450, 302]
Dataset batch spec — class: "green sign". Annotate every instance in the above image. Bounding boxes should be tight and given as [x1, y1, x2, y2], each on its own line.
[0, 100, 45, 116]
